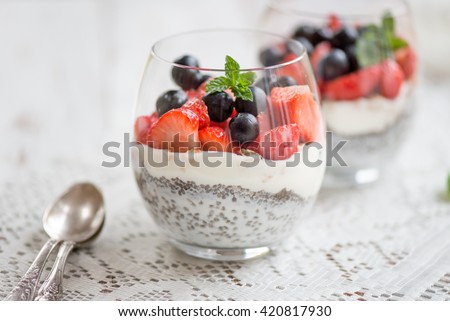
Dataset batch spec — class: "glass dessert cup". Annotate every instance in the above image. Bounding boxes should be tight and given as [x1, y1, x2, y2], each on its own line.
[132, 30, 326, 261]
[261, 0, 418, 187]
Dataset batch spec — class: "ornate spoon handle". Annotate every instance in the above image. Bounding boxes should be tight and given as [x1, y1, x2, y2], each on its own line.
[35, 241, 75, 301]
[4, 239, 60, 301]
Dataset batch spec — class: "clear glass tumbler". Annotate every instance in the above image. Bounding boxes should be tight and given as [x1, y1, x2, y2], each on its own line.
[132, 30, 326, 260]
[261, 0, 418, 186]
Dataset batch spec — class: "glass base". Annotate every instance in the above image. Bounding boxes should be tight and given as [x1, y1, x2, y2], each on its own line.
[323, 166, 380, 188]
[169, 239, 271, 261]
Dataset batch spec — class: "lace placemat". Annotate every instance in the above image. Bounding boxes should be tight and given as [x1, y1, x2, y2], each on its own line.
[1, 94, 450, 301]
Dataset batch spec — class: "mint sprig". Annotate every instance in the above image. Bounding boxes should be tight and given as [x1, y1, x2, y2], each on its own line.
[447, 173, 450, 199]
[206, 55, 256, 101]
[355, 12, 408, 68]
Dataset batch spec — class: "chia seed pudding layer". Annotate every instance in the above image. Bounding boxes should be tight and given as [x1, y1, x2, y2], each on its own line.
[331, 101, 415, 169]
[135, 167, 313, 248]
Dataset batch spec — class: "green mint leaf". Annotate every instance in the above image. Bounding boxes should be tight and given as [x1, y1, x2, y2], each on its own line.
[447, 173, 450, 199]
[355, 11, 409, 68]
[225, 55, 240, 85]
[240, 149, 261, 157]
[355, 27, 384, 67]
[382, 11, 408, 51]
[233, 87, 253, 101]
[206, 55, 256, 101]
[238, 71, 256, 87]
[382, 12, 395, 34]
[355, 12, 410, 67]
[389, 35, 408, 50]
[205, 76, 230, 94]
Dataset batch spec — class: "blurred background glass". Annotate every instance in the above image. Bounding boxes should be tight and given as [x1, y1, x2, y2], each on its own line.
[261, 0, 418, 186]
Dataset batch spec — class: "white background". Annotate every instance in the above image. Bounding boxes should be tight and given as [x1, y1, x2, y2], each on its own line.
[0, 0, 449, 182]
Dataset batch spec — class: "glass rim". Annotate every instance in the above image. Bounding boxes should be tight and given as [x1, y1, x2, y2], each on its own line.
[150, 28, 307, 72]
[267, 0, 410, 19]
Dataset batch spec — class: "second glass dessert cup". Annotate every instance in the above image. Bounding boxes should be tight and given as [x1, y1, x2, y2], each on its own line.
[132, 30, 326, 260]
[262, 0, 418, 187]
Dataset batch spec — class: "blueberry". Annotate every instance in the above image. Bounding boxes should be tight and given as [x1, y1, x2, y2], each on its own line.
[254, 75, 277, 94]
[259, 47, 285, 67]
[255, 75, 297, 93]
[193, 73, 211, 89]
[172, 68, 201, 90]
[229, 113, 259, 144]
[344, 45, 359, 72]
[173, 55, 199, 68]
[202, 92, 234, 122]
[331, 26, 358, 49]
[172, 55, 202, 90]
[275, 76, 297, 87]
[292, 25, 317, 44]
[289, 37, 314, 56]
[156, 90, 188, 116]
[311, 28, 333, 46]
[317, 49, 350, 81]
[234, 87, 267, 116]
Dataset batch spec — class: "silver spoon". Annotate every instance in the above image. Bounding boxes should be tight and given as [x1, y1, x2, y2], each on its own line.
[4, 182, 105, 301]
[34, 183, 105, 301]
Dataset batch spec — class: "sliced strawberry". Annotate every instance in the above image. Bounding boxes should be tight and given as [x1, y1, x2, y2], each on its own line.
[257, 124, 301, 160]
[257, 112, 272, 135]
[380, 60, 404, 99]
[327, 14, 342, 31]
[147, 108, 199, 152]
[134, 112, 158, 144]
[198, 126, 231, 152]
[270, 85, 319, 143]
[395, 46, 417, 80]
[181, 99, 210, 129]
[322, 64, 382, 100]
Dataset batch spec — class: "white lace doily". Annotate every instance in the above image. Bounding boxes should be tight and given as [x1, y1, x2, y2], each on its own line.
[1, 83, 450, 301]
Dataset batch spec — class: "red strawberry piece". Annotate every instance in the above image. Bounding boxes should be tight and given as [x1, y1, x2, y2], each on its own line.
[181, 99, 210, 129]
[257, 112, 272, 135]
[134, 112, 158, 144]
[270, 85, 319, 143]
[198, 126, 231, 152]
[322, 64, 382, 100]
[257, 124, 301, 160]
[395, 46, 417, 80]
[380, 60, 405, 99]
[327, 14, 342, 31]
[147, 108, 200, 152]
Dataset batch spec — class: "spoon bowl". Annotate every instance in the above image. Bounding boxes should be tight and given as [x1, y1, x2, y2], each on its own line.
[43, 183, 105, 243]
[35, 182, 105, 300]
[4, 182, 105, 301]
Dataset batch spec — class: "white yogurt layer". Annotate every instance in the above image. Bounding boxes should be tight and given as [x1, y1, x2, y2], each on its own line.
[134, 143, 326, 199]
[323, 83, 412, 136]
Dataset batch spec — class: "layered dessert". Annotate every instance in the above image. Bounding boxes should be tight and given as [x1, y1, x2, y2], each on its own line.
[259, 13, 417, 170]
[133, 55, 325, 250]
